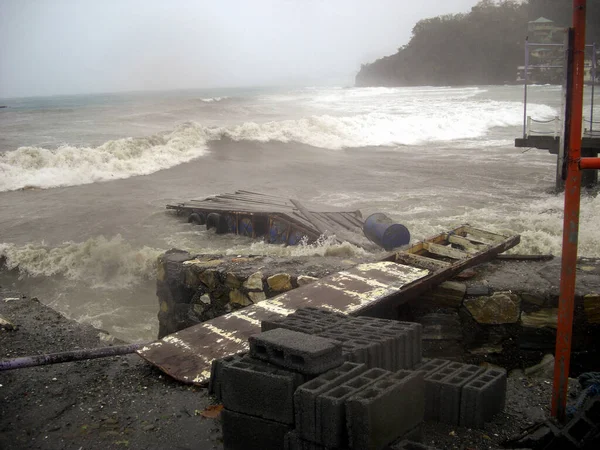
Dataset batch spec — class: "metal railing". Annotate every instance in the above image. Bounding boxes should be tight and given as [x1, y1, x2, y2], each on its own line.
[526, 115, 561, 137]
[583, 116, 600, 136]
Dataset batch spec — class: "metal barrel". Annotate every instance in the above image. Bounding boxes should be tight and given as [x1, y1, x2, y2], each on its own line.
[362, 213, 410, 251]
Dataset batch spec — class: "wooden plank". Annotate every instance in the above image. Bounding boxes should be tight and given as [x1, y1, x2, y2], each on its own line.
[324, 212, 361, 231]
[447, 234, 488, 253]
[341, 212, 365, 228]
[290, 199, 328, 235]
[394, 252, 451, 272]
[402, 227, 461, 255]
[357, 231, 521, 317]
[137, 262, 429, 385]
[424, 242, 470, 260]
[496, 254, 554, 261]
[460, 226, 506, 244]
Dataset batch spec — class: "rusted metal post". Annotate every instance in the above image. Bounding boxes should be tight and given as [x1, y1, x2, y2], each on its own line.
[551, 0, 586, 423]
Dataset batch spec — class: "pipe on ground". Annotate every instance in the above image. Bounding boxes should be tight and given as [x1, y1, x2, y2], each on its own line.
[0, 343, 146, 371]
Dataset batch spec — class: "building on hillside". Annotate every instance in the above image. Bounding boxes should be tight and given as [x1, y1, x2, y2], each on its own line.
[527, 17, 563, 43]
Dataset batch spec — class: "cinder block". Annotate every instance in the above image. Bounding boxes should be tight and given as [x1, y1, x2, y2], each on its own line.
[294, 361, 367, 442]
[284, 431, 333, 450]
[209, 352, 245, 401]
[249, 328, 344, 375]
[263, 307, 348, 334]
[423, 362, 465, 421]
[414, 358, 451, 376]
[388, 440, 440, 450]
[221, 408, 292, 450]
[438, 364, 485, 425]
[346, 370, 425, 450]
[459, 368, 507, 428]
[221, 360, 304, 424]
[317, 367, 390, 448]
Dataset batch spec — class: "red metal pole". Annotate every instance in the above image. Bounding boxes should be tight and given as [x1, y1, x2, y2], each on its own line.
[551, 0, 586, 422]
[579, 157, 600, 170]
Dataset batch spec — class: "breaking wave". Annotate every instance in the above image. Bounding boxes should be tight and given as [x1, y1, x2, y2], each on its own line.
[0, 235, 162, 289]
[0, 99, 556, 192]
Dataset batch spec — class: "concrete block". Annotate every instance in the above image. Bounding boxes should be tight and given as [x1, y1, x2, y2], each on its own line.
[221, 360, 304, 424]
[423, 362, 465, 422]
[317, 367, 390, 448]
[249, 328, 344, 375]
[438, 364, 485, 425]
[388, 441, 440, 450]
[346, 370, 425, 450]
[294, 362, 366, 442]
[263, 307, 347, 334]
[221, 408, 292, 450]
[460, 368, 507, 428]
[209, 352, 245, 401]
[415, 358, 451, 376]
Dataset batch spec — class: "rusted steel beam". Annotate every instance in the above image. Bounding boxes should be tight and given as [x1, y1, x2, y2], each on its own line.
[0, 343, 145, 371]
[552, 0, 587, 423]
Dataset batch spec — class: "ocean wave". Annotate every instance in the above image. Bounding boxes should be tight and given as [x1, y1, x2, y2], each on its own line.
[0, 123, 211, 191]
[0, 99, 556, 192]
[0, 235, 162, 289]
[198, 96, 227, 103]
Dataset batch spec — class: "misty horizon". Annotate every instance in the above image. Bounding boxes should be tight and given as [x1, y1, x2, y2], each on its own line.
[1, 0, 480, 98]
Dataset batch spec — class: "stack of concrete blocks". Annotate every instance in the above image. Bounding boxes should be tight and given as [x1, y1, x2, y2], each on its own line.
[289, 365, 425, 450]
[263, 307, 423, 371]
[417, 358, 507, 427]
[218, 327, 345, 450]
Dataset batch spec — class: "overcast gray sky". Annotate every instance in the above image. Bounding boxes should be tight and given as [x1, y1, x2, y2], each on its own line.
[0, 0, 480, 98]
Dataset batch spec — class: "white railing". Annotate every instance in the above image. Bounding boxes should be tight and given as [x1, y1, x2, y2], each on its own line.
[526, 115, 561, 138]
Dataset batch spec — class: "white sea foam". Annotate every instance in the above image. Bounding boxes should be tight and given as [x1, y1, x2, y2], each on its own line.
[0, 90, 557, 192]
[0, 235, 161, 289]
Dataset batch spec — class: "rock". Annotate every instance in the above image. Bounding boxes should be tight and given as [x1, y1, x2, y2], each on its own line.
[224, 272, 242, 289]
[464, 292, 521, 324]
[524, 354, 554, 378]
[267, 273, 292, 292]
[521, 308, 558, 328]
[584, 294, 600, 324]
[521, 292, 545, 307]
[192, 303, 206, 317]
[248, 291, 266, 303]
[229, 290, 252, 307]
[297, 275, 319, 286]
[469, 345, 503, 355]
[419, 281, 466, 308]
[243, 271, 263, 290]
[198, 270, 219, 290]
[199, 294, 210, 305]
[98, 332, 115, 343]
[182, 258, 223, 268]
[0, 314, 16, 331]
[160, 301, 168, 313]
[466, 284, 491, 297]
[156, 260, 166, 282]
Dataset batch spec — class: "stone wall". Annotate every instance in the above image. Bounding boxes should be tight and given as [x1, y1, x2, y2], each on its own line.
[403, 258, 600, 374]
[156, 250, 600, 374]
[156, 250, 363, 338]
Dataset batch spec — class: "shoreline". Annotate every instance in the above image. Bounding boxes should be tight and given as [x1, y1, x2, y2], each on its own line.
[1, 257, 591, 450]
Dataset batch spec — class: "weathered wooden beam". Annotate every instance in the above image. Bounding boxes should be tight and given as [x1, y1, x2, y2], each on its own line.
[447, 234, 487, 253]
[423, 242, 470, 260]
[460, 226, 506, 244]
[394, 252, 451, 272]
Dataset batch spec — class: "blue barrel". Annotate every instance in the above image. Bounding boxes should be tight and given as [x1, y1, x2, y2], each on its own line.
[362, 213, 410, 251]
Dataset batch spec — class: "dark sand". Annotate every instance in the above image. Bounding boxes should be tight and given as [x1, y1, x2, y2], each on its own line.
[1, 288, 579, 450]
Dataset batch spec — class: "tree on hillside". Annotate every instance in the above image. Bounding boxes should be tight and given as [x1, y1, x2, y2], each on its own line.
[355, 0, 598, 87]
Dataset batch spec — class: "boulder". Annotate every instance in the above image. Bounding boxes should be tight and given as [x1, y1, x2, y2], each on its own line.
[244, 271, 264, 290]
[464, 292, 521, 324]
[229, 290, 252, 307]
[521, 308, 558, 328]
[267, 273, 292, 292]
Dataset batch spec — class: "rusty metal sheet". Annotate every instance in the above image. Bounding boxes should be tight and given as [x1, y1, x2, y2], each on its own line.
[137, 261, 428, 385]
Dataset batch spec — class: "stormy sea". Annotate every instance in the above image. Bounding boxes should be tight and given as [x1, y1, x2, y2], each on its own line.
[1, 84, 598, 342]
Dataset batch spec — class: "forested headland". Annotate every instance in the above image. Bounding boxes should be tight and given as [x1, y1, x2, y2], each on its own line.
[355, 0, 599, 87]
